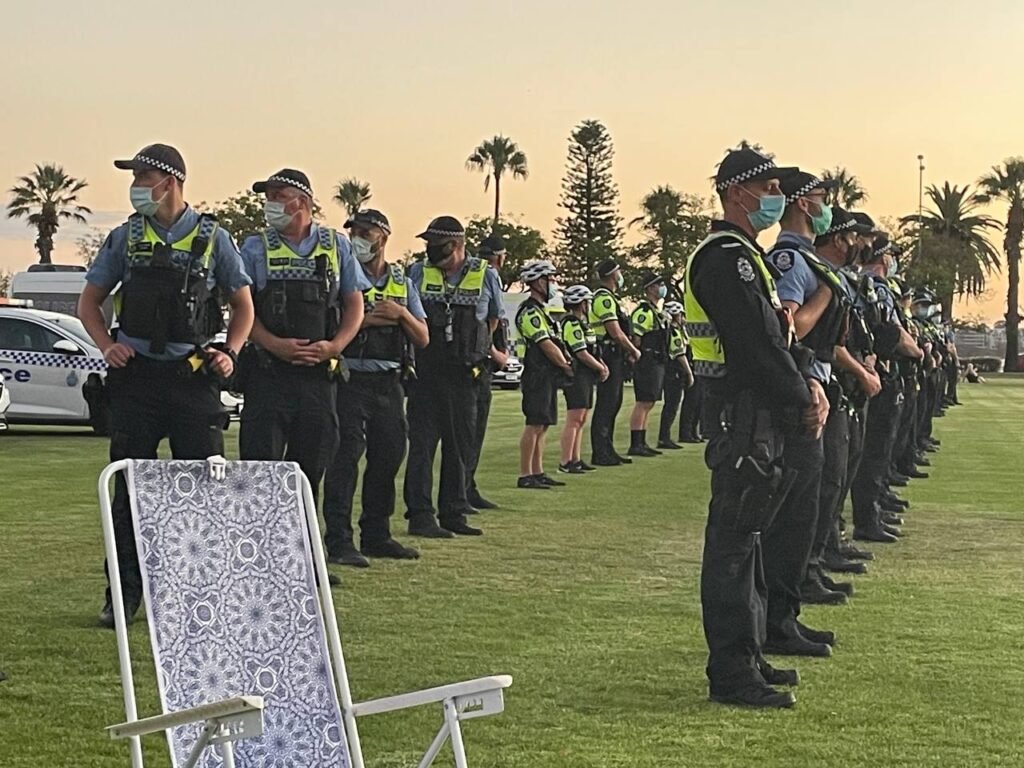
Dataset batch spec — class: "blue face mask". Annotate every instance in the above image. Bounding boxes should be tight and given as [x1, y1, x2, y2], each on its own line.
[742, 190, 786, 232]
[656, 285, 667, 300]
[546, 280, 558, 301]
[887, 257, 900, 278]
[809, 200, 833, 237]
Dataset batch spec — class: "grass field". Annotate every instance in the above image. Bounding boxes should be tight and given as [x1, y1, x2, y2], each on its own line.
[1, 379, 1023, 767]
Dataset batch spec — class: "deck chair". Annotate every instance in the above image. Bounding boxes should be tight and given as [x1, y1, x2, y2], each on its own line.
[98, 458, 512, 768]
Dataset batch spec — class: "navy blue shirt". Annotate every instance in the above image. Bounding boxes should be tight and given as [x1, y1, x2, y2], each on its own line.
[86, 206, 251, 360]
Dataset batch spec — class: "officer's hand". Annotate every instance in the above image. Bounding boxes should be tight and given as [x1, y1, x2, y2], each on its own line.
[272, 337, 314, 364]
[804, 378, 829, 438]
[629, 347, 641, 364]
[205, 348, 234, 379]
[491, 347, 509, 370]
[598, 364, 610, 382]
[371, 301, 404, 323]
[102, 342, 135, 368]
[859, 366, 882, 398]
[292, 340, 338, 365]
[865, 353, 877, 369]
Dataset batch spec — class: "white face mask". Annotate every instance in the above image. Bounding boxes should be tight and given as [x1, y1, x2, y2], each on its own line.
[129, 182, 167, 217]
[351, 235, 376, 263]
[264, 200, 294, 231]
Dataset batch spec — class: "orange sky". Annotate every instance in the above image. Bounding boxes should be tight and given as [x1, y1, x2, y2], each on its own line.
[2, 0, 1021, 321]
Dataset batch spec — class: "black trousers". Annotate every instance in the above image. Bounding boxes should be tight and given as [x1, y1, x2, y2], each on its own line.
[851, 378, 901, 530]
[402, 366, 478, 525]
[698, 376, 727, 441]
[591, 344, 624, 460]
[104, 359, 226, 607]
[835, 399, 869, 541]
[813, 404, 850, 565]
[762, 428, 823, 631]
[679, 371, 704, 440]
[238, 364, 337, 508]
[322, 371, 406, 553]
[659, 359, 685, 442]
[894, 383, 919, 472]
[466, 370, 493, 500]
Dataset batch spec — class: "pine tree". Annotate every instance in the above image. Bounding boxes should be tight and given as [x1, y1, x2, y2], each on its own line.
[554, 120, 623, 284]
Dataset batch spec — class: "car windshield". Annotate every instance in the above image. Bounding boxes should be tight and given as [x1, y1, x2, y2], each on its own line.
[48, 315, 97, 349]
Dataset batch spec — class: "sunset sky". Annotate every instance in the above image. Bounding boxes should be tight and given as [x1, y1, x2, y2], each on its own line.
[2, 0, 1021, 321]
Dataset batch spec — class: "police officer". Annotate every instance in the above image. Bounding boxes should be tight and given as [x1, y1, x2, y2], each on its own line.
[318, 209, 426, 568]
[589, 260, 641, 466]
[465, 234, 510, 511]
[657, 301, 692, 449]
[402, 217, 504, 537]
[627, 270, 670, 457]
[78, 144, 254, 628]
[686, 147, 824, 708]
[559, 285, 608, 472]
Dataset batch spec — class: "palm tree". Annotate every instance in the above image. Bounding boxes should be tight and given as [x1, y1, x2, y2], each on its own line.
[821, 166, 868, 209]
[466, 135, 529, 222]
[901, 182, 1000, 320]
[333, 178, 372, 218]
[978, 158, 1024, 370]
[6, 164, 91, 264]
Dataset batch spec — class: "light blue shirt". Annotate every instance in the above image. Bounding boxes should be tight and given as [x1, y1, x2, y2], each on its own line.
[86, 205, 251, 360]
[406, 257, 505, 323]
[770, 230, 830, 381]
[346, 263, 428, 373]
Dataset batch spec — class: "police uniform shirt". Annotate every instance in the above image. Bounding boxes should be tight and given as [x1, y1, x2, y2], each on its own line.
[590, 290, 620, 330]
[770, 230, 833, 383]
[561, 315, 590, 356]
[516, 299, 555, 346]
[240, 225, 369, 298]
[689, 221, 810, 409]
[86, 205, 252, 361]
[630, 302, 663, 337]
[406, 258, 505, 324]
[345, 264, 428, 373]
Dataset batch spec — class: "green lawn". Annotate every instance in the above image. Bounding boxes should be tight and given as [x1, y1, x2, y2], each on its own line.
[1, 380, 1023, 766]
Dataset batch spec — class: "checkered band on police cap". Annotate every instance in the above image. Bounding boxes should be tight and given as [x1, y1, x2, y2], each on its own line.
[134, 154, 185, 181]
[267, 175, 312, 197]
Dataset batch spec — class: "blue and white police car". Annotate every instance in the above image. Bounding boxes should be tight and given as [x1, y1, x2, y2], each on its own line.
[0, 300, 242, 434]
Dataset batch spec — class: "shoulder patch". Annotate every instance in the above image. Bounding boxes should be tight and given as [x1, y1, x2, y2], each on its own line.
[736, 256, 756, 283]
[774, 251, 794, 272]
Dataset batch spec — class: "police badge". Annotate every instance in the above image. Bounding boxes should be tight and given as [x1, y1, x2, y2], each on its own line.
[775, 251, 794, 272]
[736, 257, 756, 283]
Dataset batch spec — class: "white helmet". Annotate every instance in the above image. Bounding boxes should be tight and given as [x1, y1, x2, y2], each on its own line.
[562, 284, 594, 305]
[519, 259, 557, 284]
[664, 301, 684, 316]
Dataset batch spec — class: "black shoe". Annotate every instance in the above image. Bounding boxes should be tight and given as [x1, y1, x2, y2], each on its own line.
[590, 455, 622, 467]
[361, 539, 420, 560]
[854, 527, 898, 544]
[657, 439, 683, 450]
[467, 493, 498, 510]
[440, 518, 483, 536]
[882, 523, 903, 538]
[557, 463, 586, 475]
[925, 444, 940, 453]
[328, 544, 371, 569]
[839, 542, 875, 561]
[915, 455, 932, 467]
[517, 475, 550, 489]
[679, 434, 703, 444]
[930, 438, 942, 447]
[408, 519, 457, 539]
[574, 461, 597, 472]
[612, 453, 633, 464]
[710, 684, 796, 709]
[901, 466, 929, 478]
[822, 552, 868, 575]
[820, 574, 854, 597]
[536, 473, 566, 487]
[889, 475, 909, 487]
[627, 445, 660, 457]
[328, 572, 342, 587]
[98, 598, 139, 630]
[763, 634, 832, 658]
[883, 493, 910, 509]
[800, 579, 848, 606]
[757, 658, 800, 687]
[882, 512, 905, 526]
[795, 620, 836, 646]
[880, 498, 905, 514]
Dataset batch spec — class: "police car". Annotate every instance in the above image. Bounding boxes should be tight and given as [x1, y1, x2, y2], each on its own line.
[0, 376, 10, 431]
[0, 300, 242, 434]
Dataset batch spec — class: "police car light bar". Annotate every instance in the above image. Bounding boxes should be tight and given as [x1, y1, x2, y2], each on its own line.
[0, 298, 34, 307]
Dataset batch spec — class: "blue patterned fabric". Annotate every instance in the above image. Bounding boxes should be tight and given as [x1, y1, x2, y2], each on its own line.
[127, 460, 350, 768]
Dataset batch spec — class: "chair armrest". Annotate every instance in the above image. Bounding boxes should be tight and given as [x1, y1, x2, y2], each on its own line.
[352, 675, 512, 718]
[107, 696, 264, 740]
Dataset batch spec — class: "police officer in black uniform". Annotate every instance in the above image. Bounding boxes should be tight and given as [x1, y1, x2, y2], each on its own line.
[78, 144, 254, 627]
[465, 234, 510, 511]
[686, 148, 825, 708]
[402, 217, 505, 537]
[322, 209, 427, 567]
[628, 270, 670, 457]
[657, 301, 692, 450]
[589, 260, 642, 465]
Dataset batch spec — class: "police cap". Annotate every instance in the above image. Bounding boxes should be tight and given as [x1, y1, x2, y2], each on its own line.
[714, 148, 798, 193]
[252, 169, 314, 198]
[114, 143, 186, 182]
[596, 259, 621, 279]
[417, 216, 465, 243]
[344, 208, 391, 236]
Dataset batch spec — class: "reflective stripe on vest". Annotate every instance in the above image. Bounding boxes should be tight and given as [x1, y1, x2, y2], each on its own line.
[420, 258, 486, 306]
[365, 264, 409, 306]
[263, 226, 339, 280]
[683, 230, 781, 378]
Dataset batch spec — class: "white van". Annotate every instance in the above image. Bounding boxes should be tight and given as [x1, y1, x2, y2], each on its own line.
[9, 265, 116, 324]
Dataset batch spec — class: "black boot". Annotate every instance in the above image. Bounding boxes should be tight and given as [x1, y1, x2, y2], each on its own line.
[627, 430, 658, 457]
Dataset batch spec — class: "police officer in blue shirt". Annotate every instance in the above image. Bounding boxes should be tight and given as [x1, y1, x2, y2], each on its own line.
[322, 209, 428, 567]
[402, 217, 505, 537]
[78, 144, 254, 628]
[237, 169, 367, 587]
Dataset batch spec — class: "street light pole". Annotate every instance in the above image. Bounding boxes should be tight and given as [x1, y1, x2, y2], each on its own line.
[917, 154, 925, 262]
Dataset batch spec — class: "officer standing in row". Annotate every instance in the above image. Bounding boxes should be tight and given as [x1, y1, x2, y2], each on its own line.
[238, 171, 367, 586]
[589, 260, 641, 466]
[78, 144, 254, 627]
[322, 209, 427, 568]
[627, 270, 669, 457]
[559, 285, 607, 472]
[402, 217, 504, 537]
[657, 301, 692, 450]
[465, 235, 510, 511]
[686, 148, 824, 709]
